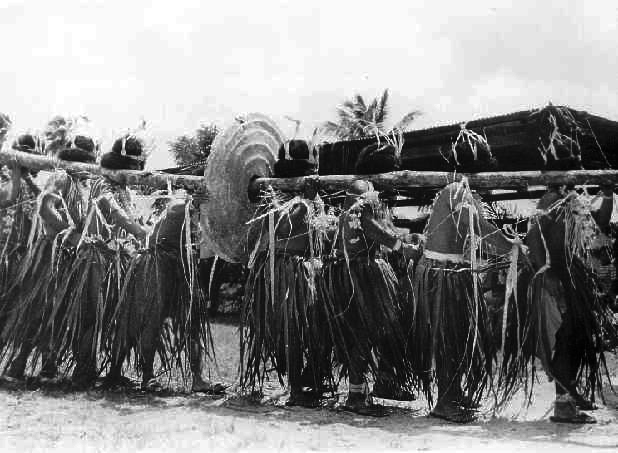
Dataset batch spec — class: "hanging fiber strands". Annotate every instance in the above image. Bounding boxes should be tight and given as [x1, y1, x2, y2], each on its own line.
[0, 142, 41, 305]
[48, 175, 146, 388]
[444, 124, 496, 172]
[409, 179, 523, 422]
[319, 182, 414, 403]
[525, 188, 618, 406]
[108, 199, 213, 390]
[241, 189, 334, 403]
[533, 105, 583, 169]
[0, 170, 88, 380]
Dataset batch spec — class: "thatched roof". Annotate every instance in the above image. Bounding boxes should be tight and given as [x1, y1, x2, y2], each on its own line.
[318, 106, 618, 175]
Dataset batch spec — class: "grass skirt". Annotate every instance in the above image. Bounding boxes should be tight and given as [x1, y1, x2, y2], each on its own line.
[320, 256, 411, 389]
[109, 245, 211, 381]
[0, 243, 26, 337]
[0, 237, 64, 368]
[50, 238, 129, 372]
[410, 256, 495, 406]
[528, 259, 618, 398]
[241, 251, 327, 391]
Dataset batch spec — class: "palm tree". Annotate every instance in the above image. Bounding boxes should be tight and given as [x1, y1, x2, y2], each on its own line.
[168, 123, 219, 166]
[322, 89, 421, 140]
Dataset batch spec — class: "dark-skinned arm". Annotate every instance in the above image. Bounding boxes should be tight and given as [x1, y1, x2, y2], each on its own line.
[360, 204, 399, 249]
[98, 194, 148, 240]
[360, 204, 420, 260]
[39, 191, 70, 234]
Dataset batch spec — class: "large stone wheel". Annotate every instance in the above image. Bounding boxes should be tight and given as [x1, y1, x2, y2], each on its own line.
[201, 113, 284, 263]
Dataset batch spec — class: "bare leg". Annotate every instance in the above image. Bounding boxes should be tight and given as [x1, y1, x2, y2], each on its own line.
[139, 312, 161, 390]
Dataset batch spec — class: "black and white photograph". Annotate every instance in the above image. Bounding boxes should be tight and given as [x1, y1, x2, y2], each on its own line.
[0, 1, 617, 451]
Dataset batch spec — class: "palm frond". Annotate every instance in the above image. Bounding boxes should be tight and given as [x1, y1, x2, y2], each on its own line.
[393, 110, 422, 132]
[353, 94, 367, 112]
[375, 89, 389, 124]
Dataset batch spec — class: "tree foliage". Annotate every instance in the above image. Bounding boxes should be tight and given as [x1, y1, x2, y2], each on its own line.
[168, 124, 219, 166]
[322, 89, 421, 140]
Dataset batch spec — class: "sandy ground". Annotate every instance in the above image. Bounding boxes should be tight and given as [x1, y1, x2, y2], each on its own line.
[1, 321, 617, 453]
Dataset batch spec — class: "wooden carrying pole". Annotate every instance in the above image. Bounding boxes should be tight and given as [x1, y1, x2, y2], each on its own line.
[3, 148, 618, 194]
[252, 169, 618, 193]
[0, 150, 205, 191]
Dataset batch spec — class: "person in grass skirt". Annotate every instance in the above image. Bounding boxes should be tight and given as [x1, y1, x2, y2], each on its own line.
[241, 139, 334, 407]
[109, 195, 224, 393]
[0, 134, 95, 382]
[409, 179, 517, 423]
[0, 132, 44, 371]
[54, 133, 148, 389]
[525, 184, 617, 424]
[0, 132, 42, 302]
[320, 143, 418, 416]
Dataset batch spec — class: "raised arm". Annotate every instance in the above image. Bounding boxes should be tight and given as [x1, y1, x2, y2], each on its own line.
[39, 191, 70, 234]
[98, 194, 148, 240]
[360, 204, 420, 260]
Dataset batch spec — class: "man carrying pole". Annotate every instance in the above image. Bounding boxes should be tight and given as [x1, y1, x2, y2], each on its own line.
[242, 140, 329, 407]
[410, 179, 518, 423]
[526, 184, 617, 423]
[321, 144, 418, 416]
[1, 132, 95, 382]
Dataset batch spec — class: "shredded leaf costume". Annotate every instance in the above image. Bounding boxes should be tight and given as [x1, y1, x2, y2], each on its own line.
[525, 190, 618, 400]
[51, 177, 143, 379]
[0, 171, 87, 374]
[109, 199, 212, 385]
[241, 194, 333, 393]
[410, 180, 521, 408]
[0, 177, 38, 313]
[319, 188, 413, 391]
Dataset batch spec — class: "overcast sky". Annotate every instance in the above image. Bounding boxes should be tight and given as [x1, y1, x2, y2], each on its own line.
[1, 0, 617, 168]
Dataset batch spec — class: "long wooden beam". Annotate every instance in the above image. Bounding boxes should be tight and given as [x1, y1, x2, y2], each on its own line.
[3, 149, 618, 195]
[253, 169, 618, 192]
[0, 149, 205, 191]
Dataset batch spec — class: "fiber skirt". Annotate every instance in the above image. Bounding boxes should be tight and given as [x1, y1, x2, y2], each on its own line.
[50, 238, 130, 370]
[529, 259, 618, 398]
[410, 256, 495, 405]
[320, 256, 412, 389]
[109, 245, 211, 378]
[241, 251, 324, 390]
[0, 238, 56, 366]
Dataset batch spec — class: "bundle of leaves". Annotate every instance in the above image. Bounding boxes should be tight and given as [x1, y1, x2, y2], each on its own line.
[534, 105, 583, 169]
[444, 125, 496, 172]
[355, 143, 401, 174]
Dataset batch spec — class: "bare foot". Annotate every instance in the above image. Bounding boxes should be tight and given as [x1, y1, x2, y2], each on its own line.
[430, 403, 478, 423]
[192, 377, 227, 395]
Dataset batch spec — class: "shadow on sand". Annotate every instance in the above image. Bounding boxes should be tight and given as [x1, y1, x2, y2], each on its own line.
[2, 378, 616, 450]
